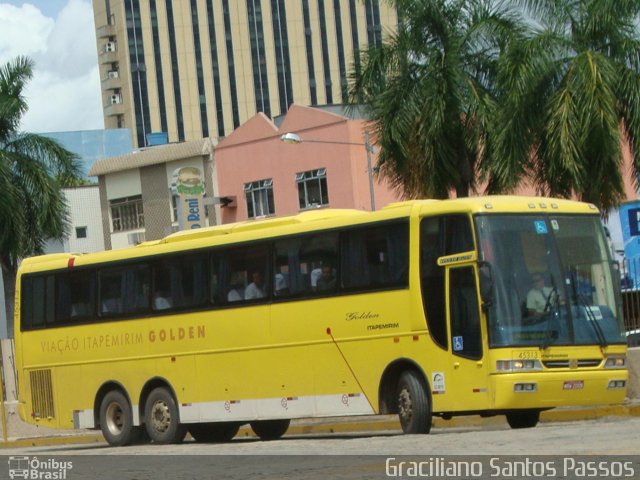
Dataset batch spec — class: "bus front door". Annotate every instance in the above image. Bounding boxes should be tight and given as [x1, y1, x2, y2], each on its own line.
[444, 265, 490, 412]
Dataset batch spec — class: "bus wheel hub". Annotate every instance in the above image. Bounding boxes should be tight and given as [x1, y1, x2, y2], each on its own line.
[150, 401, 171, 432]
[105, 403, 124, 434]
[399, 387, 413, 422]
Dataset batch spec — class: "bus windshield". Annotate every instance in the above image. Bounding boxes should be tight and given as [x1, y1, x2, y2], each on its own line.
[476, 214, 626, 347]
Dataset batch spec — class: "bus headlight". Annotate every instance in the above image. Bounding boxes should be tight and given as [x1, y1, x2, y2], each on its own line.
[604, 356, 626, 368]
[514, 382, 537, 392]
[496, 360, 542, 372]
[607, 380, 626, 389]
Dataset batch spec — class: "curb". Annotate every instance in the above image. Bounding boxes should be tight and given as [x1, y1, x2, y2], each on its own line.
[1, 404, 638, 449]
[0, 433, 103, 449]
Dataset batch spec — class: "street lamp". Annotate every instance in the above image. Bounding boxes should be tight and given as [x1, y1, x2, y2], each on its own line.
[280, 132, 376, 211]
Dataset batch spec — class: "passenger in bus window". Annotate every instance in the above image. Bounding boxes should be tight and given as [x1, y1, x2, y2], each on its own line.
[274, 272, 289, 296]
[227, 273, 245, 302]
[245, 271, 266, 299]
[153, 291, 172, 310]
[310, 266, 322, 290]
[101, 282, 122, 314]
[316, 264, 336, 291]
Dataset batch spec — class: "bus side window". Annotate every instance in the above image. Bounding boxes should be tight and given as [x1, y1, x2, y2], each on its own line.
[341, 222, 408, 291]
[152, 254, 207, 311]
[60, 270, 96, 321]
[273, 238, 297, 297]
[221, 244, 270, 304]
[99, 266, 149, 316]
[420, 215, 473, 350]
[449, 267, 482, 359]
[21, 275, 49, 330]
[274, 232, 339, 297]
[420, 217, 448, 349]
[99, 274, 122, 316]
[210, 254, 222, 304]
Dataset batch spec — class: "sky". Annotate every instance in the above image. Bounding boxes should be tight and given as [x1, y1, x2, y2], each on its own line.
[0, 0, 104, 133]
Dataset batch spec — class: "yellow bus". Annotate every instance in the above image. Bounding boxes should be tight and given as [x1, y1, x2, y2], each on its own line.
[14, 196, 627, 446]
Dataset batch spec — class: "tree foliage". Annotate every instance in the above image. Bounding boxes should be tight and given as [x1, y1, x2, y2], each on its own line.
[350, 0, 640, 210]
[489, 0, 640, 210]
[0, 56, 82, 334]
[0, 56, 82, 270]
[349, 0, 523, 198]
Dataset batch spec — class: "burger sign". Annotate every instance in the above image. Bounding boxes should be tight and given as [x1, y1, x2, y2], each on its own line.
[172, 166, 206, 230]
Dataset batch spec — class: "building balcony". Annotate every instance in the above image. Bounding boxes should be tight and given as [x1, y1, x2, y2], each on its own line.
[99, 51, 118, 64]
[102, 72, 121, 91]
[104, 101, 125, 117]
[96, 23, 115, 38]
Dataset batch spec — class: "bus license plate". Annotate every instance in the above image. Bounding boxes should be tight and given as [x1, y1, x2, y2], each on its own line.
[563, 380, 584, 390]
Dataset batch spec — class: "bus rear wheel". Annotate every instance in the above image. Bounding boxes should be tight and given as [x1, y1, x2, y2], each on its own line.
[144, 387, 187, 444]
[250, 419, 290, 440]
[99, 390, 139, 446]
[189, 422, 240, 442]
[506, 410, 540, 429]
[397, 371, 432, 434]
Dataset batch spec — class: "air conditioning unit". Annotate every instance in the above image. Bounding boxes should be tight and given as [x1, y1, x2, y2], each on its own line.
[110, 94, 122, 105]
[127, 232, 145, 245]
[107, 70, 119, 79]
[104, 42, 117, 53]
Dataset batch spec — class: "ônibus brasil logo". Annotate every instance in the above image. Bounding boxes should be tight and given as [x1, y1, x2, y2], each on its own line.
[8, 457, 72, 479]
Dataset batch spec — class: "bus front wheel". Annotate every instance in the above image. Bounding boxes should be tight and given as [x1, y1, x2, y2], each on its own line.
[506, 410, 540, 429]
[99, 390, 138, 446]
[250, 419, 290, 440]
[189, 422, 240, 442]
[144, 387, 187, 444]
[397, 371, 432, 434]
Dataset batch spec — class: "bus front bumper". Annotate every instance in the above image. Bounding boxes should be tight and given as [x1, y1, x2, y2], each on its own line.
[490, 370, 628, 410]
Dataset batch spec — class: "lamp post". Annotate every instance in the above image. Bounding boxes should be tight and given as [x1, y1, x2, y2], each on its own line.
[280, 132, 376, 211]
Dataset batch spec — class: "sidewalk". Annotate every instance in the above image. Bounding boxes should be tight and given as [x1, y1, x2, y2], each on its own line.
[2, 401, 639, 449]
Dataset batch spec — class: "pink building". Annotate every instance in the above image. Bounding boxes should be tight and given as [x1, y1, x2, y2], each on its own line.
[215, 105, 402, 223]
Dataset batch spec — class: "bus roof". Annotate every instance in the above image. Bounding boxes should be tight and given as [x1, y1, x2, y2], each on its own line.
[18, 196, 598, 272]
[158, 207, 366, 244]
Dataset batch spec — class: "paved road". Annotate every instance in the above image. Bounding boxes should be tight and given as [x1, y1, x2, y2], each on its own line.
[1, 417, 638, 479]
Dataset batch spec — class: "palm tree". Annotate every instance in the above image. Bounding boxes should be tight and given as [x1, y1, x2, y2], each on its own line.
[489, 0, 640, 210]
[349, 0, 523, 198]
[0, 56, 82, 336]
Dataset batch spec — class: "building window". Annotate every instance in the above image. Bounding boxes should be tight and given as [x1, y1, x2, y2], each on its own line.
[271, 0, 293, 113]
[247, 0, 271, 115]
[317, 0, 333, 104]
[222, 0, 240, 128]
[365, 0, 382, 47]
[172, 194, 179, 223]
[149, 0, 168, 134]
[75, 227, 87, 239]
[124, 0, 151, 147]
[333, 0, 348, 101]
[302, 0, 317, 104]
[110, 195, 144, 232]
[244, 179, 274, 218]
[297, 168, 328, 209]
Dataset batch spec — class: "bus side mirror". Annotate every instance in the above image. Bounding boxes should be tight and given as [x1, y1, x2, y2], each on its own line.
[479, 261, 494, 310]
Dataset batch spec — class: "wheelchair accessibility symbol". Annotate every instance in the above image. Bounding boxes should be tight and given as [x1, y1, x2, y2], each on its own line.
[453, 336, 464, 352]
[534, 221, 548, 234]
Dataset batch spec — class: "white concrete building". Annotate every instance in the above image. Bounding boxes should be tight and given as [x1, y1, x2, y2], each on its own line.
[44, 185, 107, 254]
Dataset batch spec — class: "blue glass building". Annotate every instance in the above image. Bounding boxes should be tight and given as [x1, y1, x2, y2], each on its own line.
[43, 128, 133, 177]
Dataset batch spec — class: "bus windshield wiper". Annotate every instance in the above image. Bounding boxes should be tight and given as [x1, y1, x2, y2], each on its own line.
[541, 280, 560, 349]
[575, 293, 608, 348]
